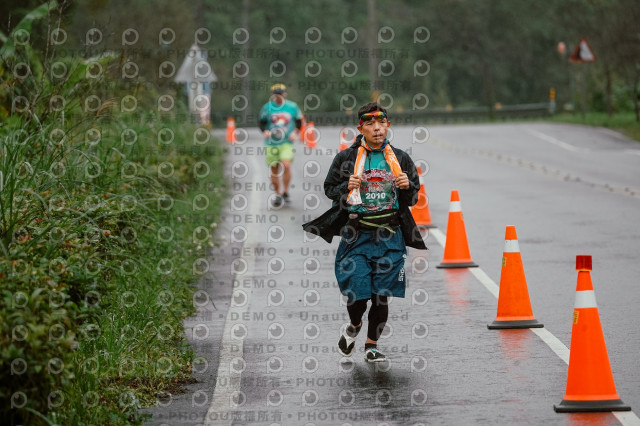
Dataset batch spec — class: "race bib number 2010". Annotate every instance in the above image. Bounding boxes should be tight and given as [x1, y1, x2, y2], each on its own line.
[359, 168, 397, 212]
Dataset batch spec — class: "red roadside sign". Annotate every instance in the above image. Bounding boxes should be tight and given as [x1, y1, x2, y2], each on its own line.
[570, 38, 596, 63]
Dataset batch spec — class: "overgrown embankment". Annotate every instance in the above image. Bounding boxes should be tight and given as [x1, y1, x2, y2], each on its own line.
[1, 3, 226, 424]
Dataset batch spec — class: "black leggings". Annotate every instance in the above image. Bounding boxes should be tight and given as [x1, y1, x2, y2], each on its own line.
[346, 295, 389, 341]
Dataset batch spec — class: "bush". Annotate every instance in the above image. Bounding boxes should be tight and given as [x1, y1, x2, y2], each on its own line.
[1, 3, 225, 424]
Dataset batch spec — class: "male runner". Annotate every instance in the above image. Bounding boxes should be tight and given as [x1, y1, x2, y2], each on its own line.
[303, 102, 427, 362]
[258, 83, 303, 207]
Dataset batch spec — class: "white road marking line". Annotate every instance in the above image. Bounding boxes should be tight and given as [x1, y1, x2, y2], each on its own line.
[525, 128, 586, 153]
[614, 412, 640, 426]
[429, 226, 446, 246]
[530, 328, 570, 365]
[430, 136, 640, 200]
[430, 228, 499, 300]
[429, 227, 640, 425]
[205, 154, 261, 426]
[468, 267, 499, 299]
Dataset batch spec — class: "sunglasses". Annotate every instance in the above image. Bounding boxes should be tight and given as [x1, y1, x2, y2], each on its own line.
[359, 111, 388, 124]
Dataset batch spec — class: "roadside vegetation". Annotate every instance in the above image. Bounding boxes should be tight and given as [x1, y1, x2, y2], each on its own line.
[0, 3, 225, 424]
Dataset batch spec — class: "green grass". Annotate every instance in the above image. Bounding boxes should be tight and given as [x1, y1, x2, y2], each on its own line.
[0, 4, 228, 424]
[0, 112, 227, 424]
[1, 7, 231, 423]
[549, 111, 640, 142]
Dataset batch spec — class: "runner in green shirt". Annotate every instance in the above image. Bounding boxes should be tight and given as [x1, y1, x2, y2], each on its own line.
[258, 83, 303, 207]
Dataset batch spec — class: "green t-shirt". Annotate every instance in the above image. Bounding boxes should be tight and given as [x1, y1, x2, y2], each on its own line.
[349, 142, 400, 214]
[258, 100, 303, 146]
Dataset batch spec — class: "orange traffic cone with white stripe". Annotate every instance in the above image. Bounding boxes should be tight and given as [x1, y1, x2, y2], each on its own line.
[488, 226, 543, 329]
[436, 190, 478, 268]
[299, 117, 307, 143]
[226, 116, 236, 143]
[411, 168, 435, 228]
[304, 121, 318, 148]
[554, 255, 631, 412]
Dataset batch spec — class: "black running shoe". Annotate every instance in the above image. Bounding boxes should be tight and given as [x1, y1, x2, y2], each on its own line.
[282, 192, 290, 204]
[337, 323, 360, 357]
[272, 195, 283, 208]
[364, 347, 387, 363]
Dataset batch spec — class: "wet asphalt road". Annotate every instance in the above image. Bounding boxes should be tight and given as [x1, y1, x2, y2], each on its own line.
[144, 122, 640, 425]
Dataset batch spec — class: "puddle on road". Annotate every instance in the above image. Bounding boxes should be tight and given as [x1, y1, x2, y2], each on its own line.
[497, 329, 533, 362]
[443, 269, 471, 317]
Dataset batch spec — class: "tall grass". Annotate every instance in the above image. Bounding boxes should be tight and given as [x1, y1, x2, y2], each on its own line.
[1, 3, 226, 424]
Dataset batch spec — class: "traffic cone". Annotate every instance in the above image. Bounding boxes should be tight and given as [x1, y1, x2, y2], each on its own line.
[304, 121, 318, 149]
[436, 190, 478, 268]
[488, 226, 543, 329]
[339, 129, 351, 151]
[411, 168, 435, 228]
[554, 255, 631, 412]
[226, 116, 236, 144]
[299, 117, 307, 143]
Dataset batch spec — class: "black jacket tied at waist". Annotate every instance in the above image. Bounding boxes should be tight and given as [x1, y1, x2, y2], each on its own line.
[302, 137, 428, 250]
